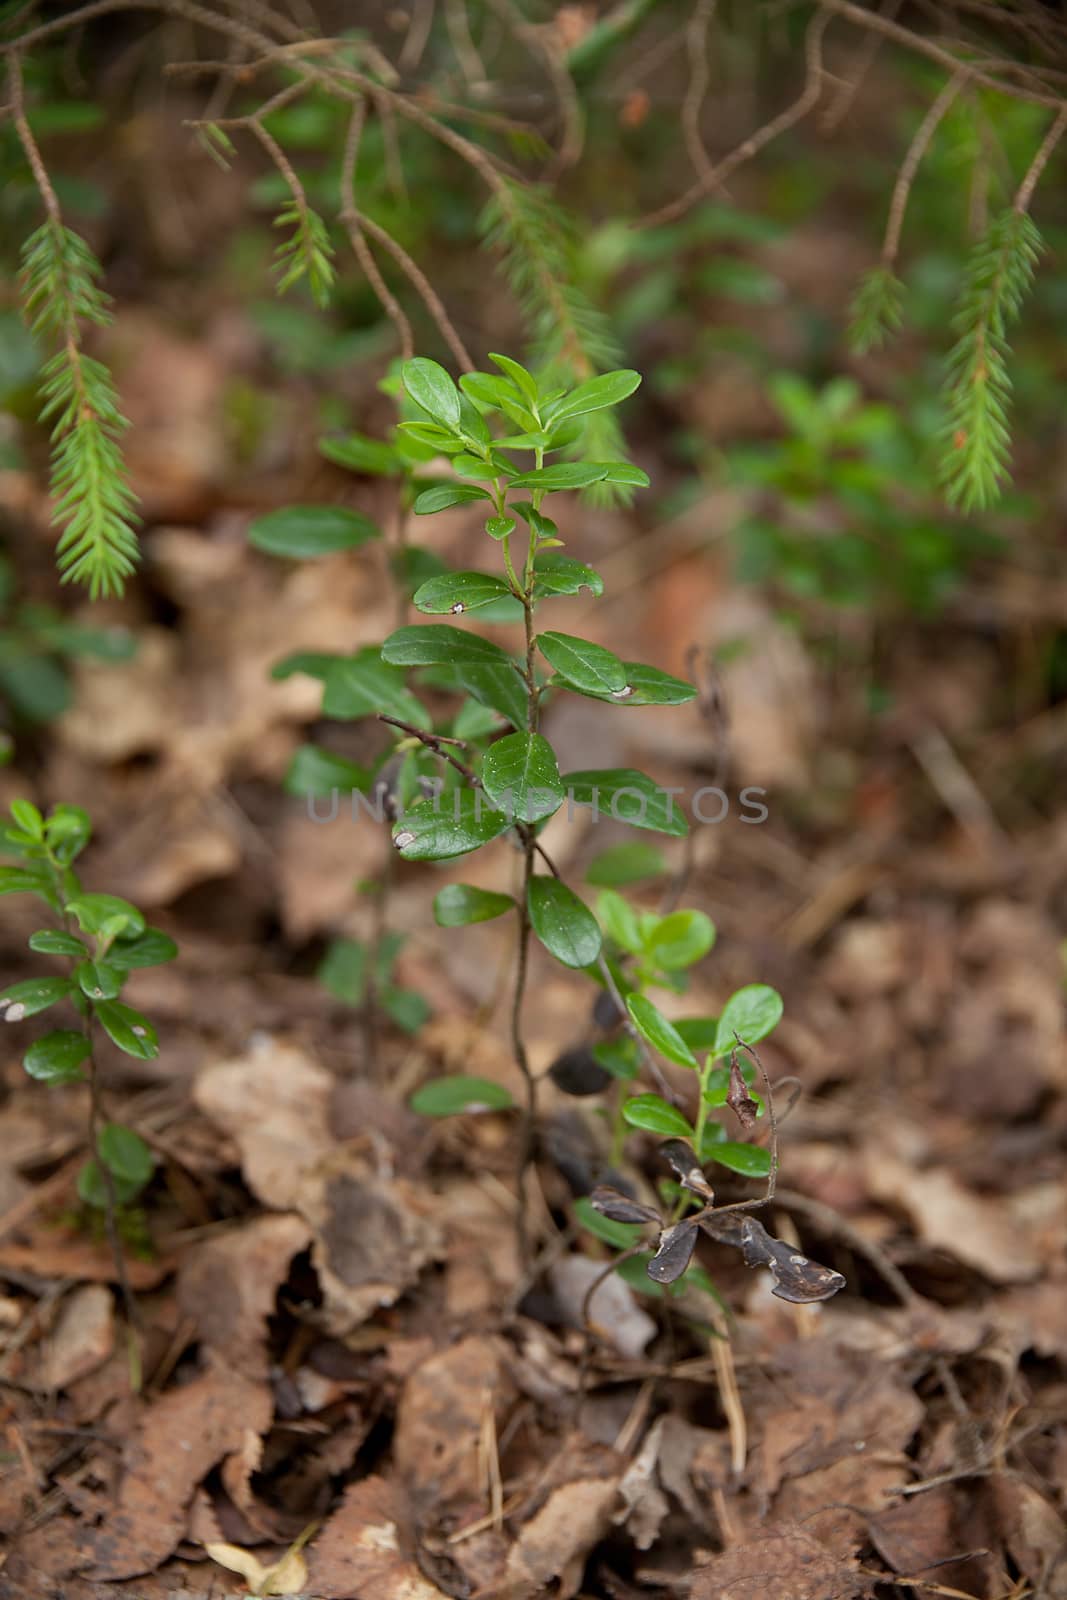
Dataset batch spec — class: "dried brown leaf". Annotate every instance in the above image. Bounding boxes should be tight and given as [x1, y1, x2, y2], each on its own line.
[689, 1522, 868, 1600]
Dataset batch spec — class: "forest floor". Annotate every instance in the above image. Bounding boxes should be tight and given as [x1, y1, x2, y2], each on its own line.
[2, 161, 1067, 1600]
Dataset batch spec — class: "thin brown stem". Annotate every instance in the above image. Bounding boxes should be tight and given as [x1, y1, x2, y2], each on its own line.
[882, 71, 965, 266]
[1014, 103, 1067, 213]
[377, 713, 479, 783]
[339, 101, 414, 361]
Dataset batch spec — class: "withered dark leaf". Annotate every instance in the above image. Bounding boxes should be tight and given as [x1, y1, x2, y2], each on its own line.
[700, 1213, 846, 1304]
[590, 1185, 660, 1227]
[659, 1139, 715, 1202]
[727, 1049, 759, 1129]
[648, 1218, 699, 1284]
[549, 1046, 614, 1097]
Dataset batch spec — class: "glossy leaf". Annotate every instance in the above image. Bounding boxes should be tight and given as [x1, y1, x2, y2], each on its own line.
[392, 791, 512, 861]
[74, 960, 123, 1001]
[645, 910, 716, 970]
[528, 877, 602, 969]
[23, 1029, 89, 1083]
[564, 768, 688, 837]
[318, 432, 400, 476]
[413, 483, 493, 515]
[402, 357, 462, 430]
[321, 650, 430, 728]
[107, 929, 178, 970]
[713, 984, 784, 1057]
[0, 976, 73, 1021]
[548, 369, 641, 423]
[413, 571, 512, 615]
[622, 1094, 693, 1137]
[94, 1000, 159, 1059]
[627, 994, 698, 1068]
[482, 732, 564, 823]
[411, 1075, 514, 1115]
[99, 1123, 154, 1185]
[434, 884, 514, 927]
[648, 1218, 700, 1285]
[533, 554, 604, 598]
[248, 505, 379, 558]
[538, 631, 628, 696]
[708, 1142, 772, 1178]
[581, 661, 697, 707]
[28, 930, 85, 957]
[585, 842, 666, 887]
[64, 893, 145, 939]
[488, 351, 539, 404]
[381, 625, 515, 670]
[595, 889, 644, 954]
[508, 462, 609, 491]
[284, 744, 372, 798]
[456, 663, 528, 730]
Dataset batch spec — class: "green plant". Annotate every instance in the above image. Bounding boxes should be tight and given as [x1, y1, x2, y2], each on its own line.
[0, 549, 136, 755]
[727, 373, 1000, 612]
[0, 800, 175, 1331]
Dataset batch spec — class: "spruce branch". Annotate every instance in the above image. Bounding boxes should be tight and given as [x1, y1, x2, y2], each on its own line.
[848, 264, 905, 354]
[11, 56, 139, 598]
[939, 206, 1043, 511]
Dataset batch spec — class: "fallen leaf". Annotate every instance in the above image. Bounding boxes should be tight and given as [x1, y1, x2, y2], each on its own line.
[40, 1284, 114, 1390]
[689, 1522, 867, 1600]
[81, 1360, 271, 1579]
[303, 1477, 450, 1599]
[204, 1540, 308, 1596]
[394, 1336, 513, 1515]
[548, 1255, 657, 1358]
[504, 1443, 620, 1599]
[176, 1213, 312, 1376]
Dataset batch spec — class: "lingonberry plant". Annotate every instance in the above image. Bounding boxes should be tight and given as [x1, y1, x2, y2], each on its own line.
[0, 801, 173, 1324]
[263, 351, 845, 1303]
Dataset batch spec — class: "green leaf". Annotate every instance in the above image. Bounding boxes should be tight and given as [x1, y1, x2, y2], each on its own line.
[581, 661, 697, 707]
[98, 1122, 154, 1185]
[488, 351, 539, 405]
[528, 877, 602, 969]
[10, 799, 43, 837]
[0, 865, 52, 898]
[248, 505, 380, 558]
[284, 744, 372, 798]
[548, 369, 641, 424]
[412, 571, 513, 615]
[381, 625, 516, 670]
[481, 732, 564, 823]
[0, 976, 73, 1021]
[574, 1194, 643, 1248]
[591, 1035, 640, 1079]
[599, 462, 650, 487]
[411, 1075, 514, 1115]
[585, 843, 666, 887]
[381, 986, 430, 1033]
[713, 984, 783, 1057]
[538, 631, 628, 696]
[508, 462, 609, 491]
[393, 791, 512, 861]
[322, 650, 431, 728]
[77, 1159, 144, 1210]
[43, 804, 91, 864]
[64, 893, 145, 939]
[402, 357, 462, 430]
[456, 663, 528, 729]
[94, 1000, 159, 1059]
[622, 1093, 693, 1137]
[28, 930, 85, 957]
[627, 994, 698, 1068]
[532, 554, 604, 598]
[485, 515, 517, 541]
[645, 910, 716, 970]
[563, 769, 688, 837]
[674, 1017, 718, 1052]
[708, 1142, 772, 1178]
[434, 884, 514, 927]
[452, 698, 501, 739]
[270, 651, 339, 683]
[595, 889, 644, 954]
[317, 937, 366, 1005]
[106, 929, 178, 970]
[413, 483, 493, 515]
[23, 1029, 89, 1083]
[318, 432, 401, 476]
[74, 960, 123, 1001]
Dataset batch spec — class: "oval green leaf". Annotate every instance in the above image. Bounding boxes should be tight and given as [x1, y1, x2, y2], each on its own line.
[64, 893, 145, 939]
[0, 976, 73, 1021]
[548, 369, 641, 424]
[622, 1093, 694, 1137]
[107, 929, 179, 971]
[402, 357, 462, 430]
[713, 984, 784, 1057]
[413, 571, 513, 615]
[434, 884, 515, 927]
[94, 1000, 159, 1060]
[645, 910, 716, 971]
[393, 791, 512, 861]
[563, 769, 688, 838]
[248, 505, 380, 559]
[23, 1029, 89, 1083]
[708, 1142, 773, 1178]
[528, 877, 602, 969]
[508, 462, 610, 491]
[532, 554, 604, 599]
[585, 842, 666, 887]
[318, 432, 400, 476]
[98, 1122, 155, 1185]
[582, 661, 697, 707]
[411, 1075, 514, 1116]
[538, 631, 628, 696]
[381, 625, 516, 670]
[284, 744, 372, 798]
[321, 649, 431, 728]
[626, 994, 698, 1068]
[482, 732, 564, 824]
[28, 930, 85, 957]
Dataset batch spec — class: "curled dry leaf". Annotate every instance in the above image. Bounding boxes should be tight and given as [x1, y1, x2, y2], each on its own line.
[701, 1212, 846, 1304]
[176, 1213, 312, 1378]
[504, 1442, 621, 1600]
[659, 1139, 715, 1201]
[40, 1283, 114, 1390]
[727, 1050, 760, 1129]
[81, 1362, 272, 1580]
[589, 1184, 660, 1226]
[205, 1540, 309, 1597]
[648, 1218, 700, 1285]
